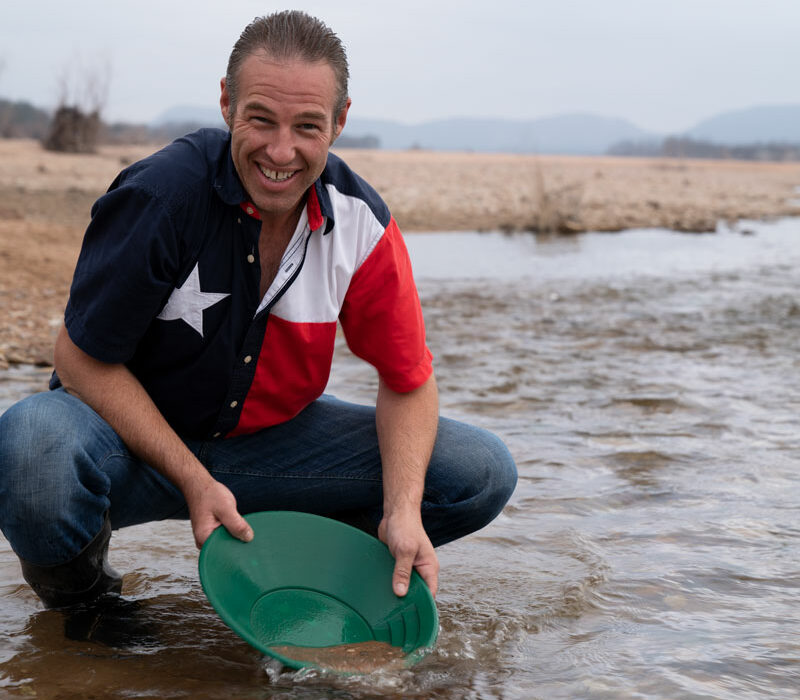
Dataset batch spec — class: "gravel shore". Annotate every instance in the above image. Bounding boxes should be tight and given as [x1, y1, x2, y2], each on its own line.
[1, 138, 799, 368]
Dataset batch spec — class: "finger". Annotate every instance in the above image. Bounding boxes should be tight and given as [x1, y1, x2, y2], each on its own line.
[392, 553, 414, 597]
[193, 519, 219, 550]
[415, 558, 439, 598]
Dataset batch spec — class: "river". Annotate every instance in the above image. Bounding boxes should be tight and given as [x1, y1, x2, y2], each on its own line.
[1, 218, 799, 698]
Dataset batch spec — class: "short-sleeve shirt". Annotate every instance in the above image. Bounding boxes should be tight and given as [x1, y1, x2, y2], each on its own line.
[55, 128, 433, 439]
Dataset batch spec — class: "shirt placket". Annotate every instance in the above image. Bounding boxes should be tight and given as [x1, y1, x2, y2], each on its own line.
[209, 212, 314, 439]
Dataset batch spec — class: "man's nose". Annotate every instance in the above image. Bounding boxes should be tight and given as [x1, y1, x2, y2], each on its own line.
[267, 127, 296, 164]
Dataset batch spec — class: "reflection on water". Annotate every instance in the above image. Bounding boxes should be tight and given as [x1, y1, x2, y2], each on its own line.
[405, 218, 797, 280]
[2, 218, 800, 698]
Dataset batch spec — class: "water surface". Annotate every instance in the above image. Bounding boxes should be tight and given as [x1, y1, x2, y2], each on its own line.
[1, 218, 799, 698]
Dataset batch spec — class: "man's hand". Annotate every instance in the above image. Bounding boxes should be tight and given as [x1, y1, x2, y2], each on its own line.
[183, 473, 254, 549]
[378, 510, 439, 598]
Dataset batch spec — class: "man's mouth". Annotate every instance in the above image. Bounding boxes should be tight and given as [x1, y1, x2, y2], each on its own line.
[258, 165, 296, 182]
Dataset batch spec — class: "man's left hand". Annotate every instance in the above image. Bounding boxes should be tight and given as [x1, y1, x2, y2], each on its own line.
[378, 511, 439, 598]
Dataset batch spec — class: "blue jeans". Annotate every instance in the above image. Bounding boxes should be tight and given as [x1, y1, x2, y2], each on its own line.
[0, 388, 517, 567]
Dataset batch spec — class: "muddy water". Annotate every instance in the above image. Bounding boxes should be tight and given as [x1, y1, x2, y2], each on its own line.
[1, 218, 799, 698]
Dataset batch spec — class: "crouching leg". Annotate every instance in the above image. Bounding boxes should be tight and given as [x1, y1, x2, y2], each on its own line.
[421, 416, 518, 547]
[0, 389, 124, 608]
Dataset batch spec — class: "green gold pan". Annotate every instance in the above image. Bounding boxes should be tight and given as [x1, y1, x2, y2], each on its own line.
[199, 511, 438, 673]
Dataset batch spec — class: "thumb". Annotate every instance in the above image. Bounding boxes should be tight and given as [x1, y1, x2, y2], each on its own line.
[226, 512, 254, 543]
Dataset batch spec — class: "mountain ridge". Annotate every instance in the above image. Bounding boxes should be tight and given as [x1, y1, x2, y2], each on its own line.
[151, 103, 800, 155]
[685, 104, 800, 145]
[7, 99, 796, 155]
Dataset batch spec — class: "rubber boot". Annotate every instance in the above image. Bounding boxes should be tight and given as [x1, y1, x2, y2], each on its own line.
[62, 596, 159, 648]
[19, 514, 123, 609]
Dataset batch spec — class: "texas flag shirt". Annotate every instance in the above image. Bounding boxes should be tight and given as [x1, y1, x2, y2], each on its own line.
[55, 129, 433, 439]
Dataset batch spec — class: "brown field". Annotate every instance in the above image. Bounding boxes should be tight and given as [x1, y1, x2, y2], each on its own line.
[1, 137, 799, 368]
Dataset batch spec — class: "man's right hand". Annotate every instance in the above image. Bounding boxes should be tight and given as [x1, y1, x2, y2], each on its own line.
[183, 473, 254, 549]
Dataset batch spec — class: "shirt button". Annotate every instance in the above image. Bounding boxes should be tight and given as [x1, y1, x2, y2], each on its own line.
[213, 432, 221, 438]
[230, 400, 238, 408]
[247, 254, 255, 263]
[237, 217, 242, 224]
[244, 355, 252, 363]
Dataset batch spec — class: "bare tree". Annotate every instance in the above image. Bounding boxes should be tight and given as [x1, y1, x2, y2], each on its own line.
[43, 54, 111, 153]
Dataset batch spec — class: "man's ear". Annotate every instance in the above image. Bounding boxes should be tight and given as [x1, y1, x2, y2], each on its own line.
[220, 77, 232, 127]
[332, 97, 352, 142]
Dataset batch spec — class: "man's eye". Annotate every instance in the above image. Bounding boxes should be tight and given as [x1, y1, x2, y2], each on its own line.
[299, 123, 320, 131]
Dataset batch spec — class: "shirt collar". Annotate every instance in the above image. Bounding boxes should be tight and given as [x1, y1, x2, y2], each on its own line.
[214, 133, 336, 235]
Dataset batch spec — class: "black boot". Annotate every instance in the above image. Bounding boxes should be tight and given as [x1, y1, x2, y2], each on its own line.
[62, 596, 160, 648]
[19, 514, 123, 609]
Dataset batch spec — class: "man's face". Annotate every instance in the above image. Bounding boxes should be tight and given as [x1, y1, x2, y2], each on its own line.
[220, 51, 349, 230]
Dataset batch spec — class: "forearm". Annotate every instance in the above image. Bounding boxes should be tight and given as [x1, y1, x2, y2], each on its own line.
[55, 327, 253, 548]
[375, 373, 440, 596]
[54, 325, 208, 496]
[375, 373, 439, 517]
[54, 326, 252, 547]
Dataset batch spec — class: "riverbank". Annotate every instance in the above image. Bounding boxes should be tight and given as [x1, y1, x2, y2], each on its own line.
[1, 137, 799, 368]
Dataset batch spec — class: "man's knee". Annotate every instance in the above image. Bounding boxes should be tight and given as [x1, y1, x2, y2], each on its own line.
[423, 418, 517, 544]
[434, 417, 516, 491]
[457, 424, 517, 516]
[1, 390, 89, 456]
[1, 391, 91, 494]
[0, 391, 113, 562]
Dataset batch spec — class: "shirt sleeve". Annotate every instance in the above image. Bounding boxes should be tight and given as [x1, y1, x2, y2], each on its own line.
[64, 182, 182, 363]
[339, 217, 433, 392]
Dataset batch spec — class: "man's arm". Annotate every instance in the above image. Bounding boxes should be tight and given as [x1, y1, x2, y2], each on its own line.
[375, 373, 440, 597]
[53, 325, 253, 549]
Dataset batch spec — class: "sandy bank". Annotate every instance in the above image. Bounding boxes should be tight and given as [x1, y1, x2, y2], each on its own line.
[1, 138, 799, 367]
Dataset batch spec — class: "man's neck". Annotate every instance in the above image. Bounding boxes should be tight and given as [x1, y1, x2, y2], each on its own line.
[257, 196, 306, 241]
[256, 199, 306, 300]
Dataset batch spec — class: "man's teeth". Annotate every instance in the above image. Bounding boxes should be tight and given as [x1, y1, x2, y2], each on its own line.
[259, 166, 293, 182]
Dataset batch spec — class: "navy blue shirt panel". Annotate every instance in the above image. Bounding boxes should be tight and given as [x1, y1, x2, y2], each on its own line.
[319, 152, 391, 230]
[57, 129, 266, 437]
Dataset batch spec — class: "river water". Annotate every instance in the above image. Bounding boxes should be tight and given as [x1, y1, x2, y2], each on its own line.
[1, 218, 799, 698]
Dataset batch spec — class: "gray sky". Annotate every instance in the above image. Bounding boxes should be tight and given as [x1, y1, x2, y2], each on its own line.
[2, 0, 798, 134]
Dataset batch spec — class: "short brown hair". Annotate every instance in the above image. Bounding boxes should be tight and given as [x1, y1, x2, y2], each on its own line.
[225, 11, 349, 119]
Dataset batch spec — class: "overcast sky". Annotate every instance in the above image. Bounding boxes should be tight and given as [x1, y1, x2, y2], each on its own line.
[2, 0, 798, 134]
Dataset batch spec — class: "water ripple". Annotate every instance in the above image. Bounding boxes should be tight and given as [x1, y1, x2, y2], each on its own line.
[2, 219, 800, 697]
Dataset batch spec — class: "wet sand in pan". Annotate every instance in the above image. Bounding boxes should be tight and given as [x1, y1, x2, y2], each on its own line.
[269, 640, 407, 673]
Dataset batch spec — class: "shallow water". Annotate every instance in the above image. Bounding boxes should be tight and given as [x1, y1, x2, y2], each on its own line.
[2, 218, 800, 698]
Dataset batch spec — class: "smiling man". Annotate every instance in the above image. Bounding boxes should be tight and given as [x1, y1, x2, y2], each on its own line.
[223, 52, 345, 240]
[0, 11, 517, 613]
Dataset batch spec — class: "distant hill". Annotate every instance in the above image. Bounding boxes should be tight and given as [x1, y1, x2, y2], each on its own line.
[0, 99, 50, 139]
[148, 103, 800, 155]
[4, 98, 799, 156]
[343, 114, 653, 155]
[150, 108, 654, 155]
[685, 104, 800, 145]
[152, 105, 226, 128]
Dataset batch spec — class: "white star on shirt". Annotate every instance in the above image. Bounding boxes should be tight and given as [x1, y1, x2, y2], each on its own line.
[156, 262, 230, 337]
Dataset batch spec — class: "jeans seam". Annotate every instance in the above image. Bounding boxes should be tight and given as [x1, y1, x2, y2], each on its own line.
[96, 450, 132, 473]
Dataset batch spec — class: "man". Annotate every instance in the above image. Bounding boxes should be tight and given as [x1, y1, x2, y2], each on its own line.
[0, 11, 516, 610]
